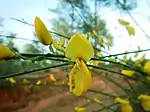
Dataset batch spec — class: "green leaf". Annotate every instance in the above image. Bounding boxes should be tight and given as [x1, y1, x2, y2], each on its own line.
[125, 25, 135, 36]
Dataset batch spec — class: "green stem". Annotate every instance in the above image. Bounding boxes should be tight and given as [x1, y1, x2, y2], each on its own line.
[93, 103, 118, 112]
[87, 64, 147, 84]
[0, 63, 70, 79]
[91, 57, 147, 76]
[100, 48, 150, 58]
[88, 89, 116, 98]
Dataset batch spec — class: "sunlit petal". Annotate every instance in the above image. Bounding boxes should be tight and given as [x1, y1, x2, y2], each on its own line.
[144, 61, 150, 75]
[65, 33, 94, 61]
[79, 60, 91, 92]
[0, 44, 15, 60]
[34, 16, 53, 45]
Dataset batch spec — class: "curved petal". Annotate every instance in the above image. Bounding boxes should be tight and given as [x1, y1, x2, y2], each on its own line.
[0, 44, 15, 60]
[34, 16, 53, 45]
[65, 33, 94, 61]
[72, 67, 84, 96]
[79, 60, 91, 92]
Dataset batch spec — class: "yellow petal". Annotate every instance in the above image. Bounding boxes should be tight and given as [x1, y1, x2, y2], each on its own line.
[125, 25, 135, 36]
[144, 61, 150, 75]
[65, 33, 94, 61]
[121, 70, 135, 77]
[34, 16, 53, 45]
[92, 30, 98, 37]
[115, 97, 129, 104]
[94, 97, 101, 104]
[52, 40, 64, 52]
[141, 99, 150, 111]
[49, 74, 56, 82]
[118, 19, 130, 26]
[74, 106, 86, 112]
[72, 64, 85, 96]
[139, 95, 150, 111]
[5, 78, 16, 84]
[36, 80, 41, 85]
[69, 64, 78, 92]
[59, 37, 65, 46]
[79, 60, 91, 92]
[84, 98, 91, 103]
[98, 38, 103, 46]
[121, 104, 133, 112]
[0, 44, 15, 60]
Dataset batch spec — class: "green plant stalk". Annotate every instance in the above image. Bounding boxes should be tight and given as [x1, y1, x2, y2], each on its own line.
[88, 89, 116, 98]
[93, 103, 118, 112]
[104, 75, 131, 94]
[87, 64, 147, 84]
[0, 62, 70, 79]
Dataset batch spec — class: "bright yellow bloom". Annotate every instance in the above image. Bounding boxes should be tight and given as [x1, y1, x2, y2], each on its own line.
[34, 16, 53, 45]
[138, 94, 150, 111]
[125, 25, 135, 36]
[121, 70, 135, 77]
[52, 40, 64, 52]
[98, 38, 103, 46]
[49, 74, 56, 82]
[143, 61, 150, 75]
[84, 98, 91, 103]
[94, 97, 101, 104]
[118, 19, 130, 26]
[0, 44, 15, 60]
[36, 80, 41, 85]
[115, 97, 132, 112]
[74, 106, 86, 112]
[65, 33, 94, 96]
[92, 30, 98, 37]
[5, 78, 16, 84]
[59, 37, 65, 46]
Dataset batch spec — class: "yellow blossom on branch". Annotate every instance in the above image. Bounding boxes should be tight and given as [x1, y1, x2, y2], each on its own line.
[138, 94, 150, 111]
[121, 70, 135, 77]
[65, 33, 94, 96]
[0, 44, 15, 60]
[34, 16, 53, 45]
[74, 106, 86, 112]
[143, 61, 150, 75]
[115, 97, 133, 112]
[49, 74, 56, 82]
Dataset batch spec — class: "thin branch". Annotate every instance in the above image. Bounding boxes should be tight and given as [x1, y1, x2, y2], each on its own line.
[0, 63, 70, 79]
[0, 34, 39, 42]
[87, 64, 147, 84]
[11, 17, 70, 39]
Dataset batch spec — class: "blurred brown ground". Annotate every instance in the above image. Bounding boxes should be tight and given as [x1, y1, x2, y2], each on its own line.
[0, 67, 129, 112]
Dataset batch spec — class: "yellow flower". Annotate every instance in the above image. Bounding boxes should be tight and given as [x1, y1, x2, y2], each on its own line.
[84, 98, 91, 103]
[92, 30, 98, 37]
[65, 33, 94, 96]
[143, 61, 150, 75]
[121, 70, 135, 77]
[52, 40, 64, 52]
[94, 97, 101, 104]
[98, 38, 103, 46]
[0, 44, 15, 60]
[36, 80, 41, 85]
[34, 16, 53, 45]
[74, 106, 86, 112]
[115, 97, 132, 112]
[138, 94, 150, 111]
[59, 37, 65, 46]
[5, 78, 16, 84]
[49, 74, 56, 82]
